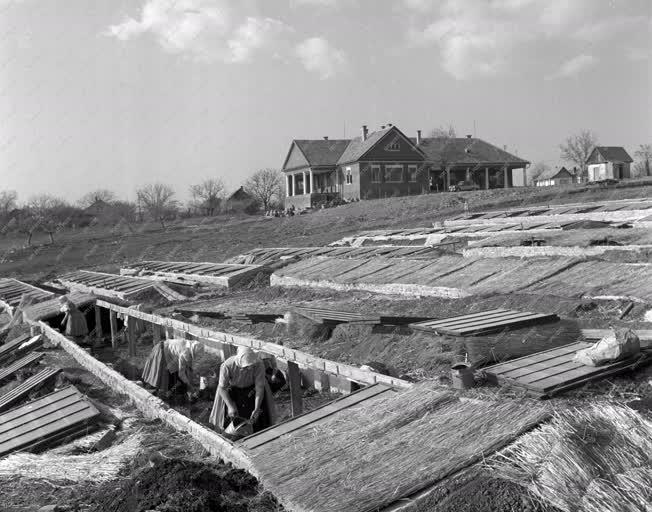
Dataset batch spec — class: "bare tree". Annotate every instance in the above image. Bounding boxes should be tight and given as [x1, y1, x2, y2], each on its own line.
[244, 169, 283, 211]
[0, 190, 17, 215]
[528, 162, 550, 186]
[27, 194, 73, 243]
[634, 144, 651, 177]
[136, 183, 178, 228]
[428, 124, 457, 138]
[560, 130, 598, 180]
[189, 178, 225, 216]
[77, 189, 116, 208]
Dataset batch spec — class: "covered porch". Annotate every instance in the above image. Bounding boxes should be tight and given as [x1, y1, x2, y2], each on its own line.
[285, 168, 340, 208]
[429, 165, 526, 192]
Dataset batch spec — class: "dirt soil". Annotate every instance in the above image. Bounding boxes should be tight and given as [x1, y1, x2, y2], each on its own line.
[89, 458, 281, 512]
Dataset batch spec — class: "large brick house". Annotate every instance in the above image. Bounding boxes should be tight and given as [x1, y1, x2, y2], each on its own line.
[281, 124, 529, 208]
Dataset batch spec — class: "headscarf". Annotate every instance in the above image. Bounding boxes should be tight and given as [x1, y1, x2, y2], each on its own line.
[235, 346, 260, 368]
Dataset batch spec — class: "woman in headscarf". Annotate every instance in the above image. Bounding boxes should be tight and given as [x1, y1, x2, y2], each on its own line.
[142, 338, 205, 398]
[59, 296, 89, 338]
[209, 347, 276, 434]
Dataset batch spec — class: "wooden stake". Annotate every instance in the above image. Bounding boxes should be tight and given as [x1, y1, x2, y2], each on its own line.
[94, 306, 103, 340]
[127, 318, 137, 357]
[287, 361, 303, 417]
[109, 310, 118, 349]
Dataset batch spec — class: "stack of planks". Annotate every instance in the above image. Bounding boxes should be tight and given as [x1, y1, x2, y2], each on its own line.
[121, 260, 268, 289]
[410, 309, 559, 336]
[57, 270, 185, 302]
[0, 386, 100, 456]
[295, 306, 431, 326]
[0, 279, 54, 314]
[174, 307, 283, 324]
[484, 341, 652, 397]
[0, 334, 43, 365]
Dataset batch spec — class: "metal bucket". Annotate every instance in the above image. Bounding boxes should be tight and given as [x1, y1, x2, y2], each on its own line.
[451, 362, 475, 390]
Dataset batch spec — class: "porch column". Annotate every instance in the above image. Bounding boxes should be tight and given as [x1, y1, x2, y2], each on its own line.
[503, 166, 509, 188]
[293, 173, 298, 196]
[485, 167, 490, 189]
[286, 174, 291, 197]
[302, 171, 306, 195]
[309, 169, 314, 194]
[465, 167, 471, 182]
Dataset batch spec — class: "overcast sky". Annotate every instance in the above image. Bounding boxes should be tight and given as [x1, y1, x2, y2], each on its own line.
[1, 0, 650, 203]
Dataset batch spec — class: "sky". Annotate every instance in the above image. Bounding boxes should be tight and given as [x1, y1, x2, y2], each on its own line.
[1, 0, 650, 204]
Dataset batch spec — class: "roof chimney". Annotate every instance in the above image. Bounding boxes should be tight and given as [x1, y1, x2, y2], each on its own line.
[466, 134, 472, 139]
[361, 125, 368, 141]
[323, 136, 329, 140]
[503, 145, 507, 151]
[416, 130, 422, 145]
[387, 123, 393, 127]
[381, 125, 385, 129]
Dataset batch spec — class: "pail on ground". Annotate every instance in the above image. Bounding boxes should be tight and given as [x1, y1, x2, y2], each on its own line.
[451, 362, 475, 390]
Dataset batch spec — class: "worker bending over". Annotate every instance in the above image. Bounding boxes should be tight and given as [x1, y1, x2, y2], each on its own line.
[209, 347, 276, 434]
[142, 338, 204, 399]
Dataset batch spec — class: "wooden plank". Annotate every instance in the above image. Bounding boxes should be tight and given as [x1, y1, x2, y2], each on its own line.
[240, 384, 392, 450]
[582, 329, 652, 342]
[0, 367, 61, 412]
[484, 342, 589, 375]
[438, 313, 559, 336]
[0, 335, 42, 365]
[418, 310, 535, 330]
[94, 306, 103, 340]
[152, 323, 161, 345]
[0, 352, 43, 384]
[287, 361, 303, 417]
[0, 334, 31, 362]
[410, 309, 511, 329]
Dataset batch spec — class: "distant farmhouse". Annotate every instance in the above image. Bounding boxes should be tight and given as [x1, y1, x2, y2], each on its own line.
[281, 124, 529, 208]
[586, 146, 633, 182]
[535, 166, 578, 187]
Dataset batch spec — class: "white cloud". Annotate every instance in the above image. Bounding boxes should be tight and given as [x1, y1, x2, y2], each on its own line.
[106, 0, 290, 62]
[295, 37, 347, 79]
[405, 0, 646, 80]
[546, 54, 598, 80]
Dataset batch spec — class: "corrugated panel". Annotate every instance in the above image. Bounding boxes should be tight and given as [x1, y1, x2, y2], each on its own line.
[0, 386, 99, 456]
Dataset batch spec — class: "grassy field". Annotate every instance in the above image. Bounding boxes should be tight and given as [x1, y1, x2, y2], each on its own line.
[1, 182, 651, 282]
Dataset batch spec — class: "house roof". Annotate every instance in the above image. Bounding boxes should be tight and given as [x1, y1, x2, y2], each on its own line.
[336, 127, 393, 164]
[228, 186, 253, 201]
[83, 199, 110, 216]
[589, 146, 633, 164]
[292, 140, 351, 168]
[536, 166, 573, 181]
[414, 137, 529, 166]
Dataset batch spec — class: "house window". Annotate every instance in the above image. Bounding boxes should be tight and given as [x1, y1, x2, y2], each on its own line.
[386, 140, 400, 151]
[345, 167, 353, 185]
[385, 165, 404, 183]
[371, 165, 381, 183]
[408, 165, 418, 182]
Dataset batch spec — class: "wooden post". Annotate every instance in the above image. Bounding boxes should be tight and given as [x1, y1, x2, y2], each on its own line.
[152, 324, 161, 345]
[287, 361, 303, 417]
[94, 306, 103, 340]
[127, 318, 137, 357]
[109, 311, 118, 349]
[485, 167, 490, 189]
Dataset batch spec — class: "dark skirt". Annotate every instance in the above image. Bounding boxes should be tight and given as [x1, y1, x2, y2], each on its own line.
[228, 385, 272, 433]
[64, 309, 89, 337]
[142, 341, 186, 394]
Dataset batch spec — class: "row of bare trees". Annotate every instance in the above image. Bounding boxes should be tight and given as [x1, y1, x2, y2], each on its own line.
[0, 169, 285, 244]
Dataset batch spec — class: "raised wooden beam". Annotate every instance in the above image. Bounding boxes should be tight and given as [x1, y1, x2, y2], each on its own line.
[287, 361, 303, 417]
[127, 318, 137, 357]
[95, 300, 412, 390]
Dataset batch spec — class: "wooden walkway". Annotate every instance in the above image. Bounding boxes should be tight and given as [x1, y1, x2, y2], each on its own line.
[57, 270, 185, 302]
[410, 309, 559, 336]
[0, 386, 99, 457]
[484, 341, 652, 397]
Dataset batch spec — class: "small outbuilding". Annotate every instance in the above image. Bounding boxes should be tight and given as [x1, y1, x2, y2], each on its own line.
[535, 166, 576, 187]
[586, 146, 633, 182]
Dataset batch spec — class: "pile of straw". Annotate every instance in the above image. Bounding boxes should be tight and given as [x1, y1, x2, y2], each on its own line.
[0, 433, 144, 483]
[492, 405, 652, 512]
[250, 384, 548, 512]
